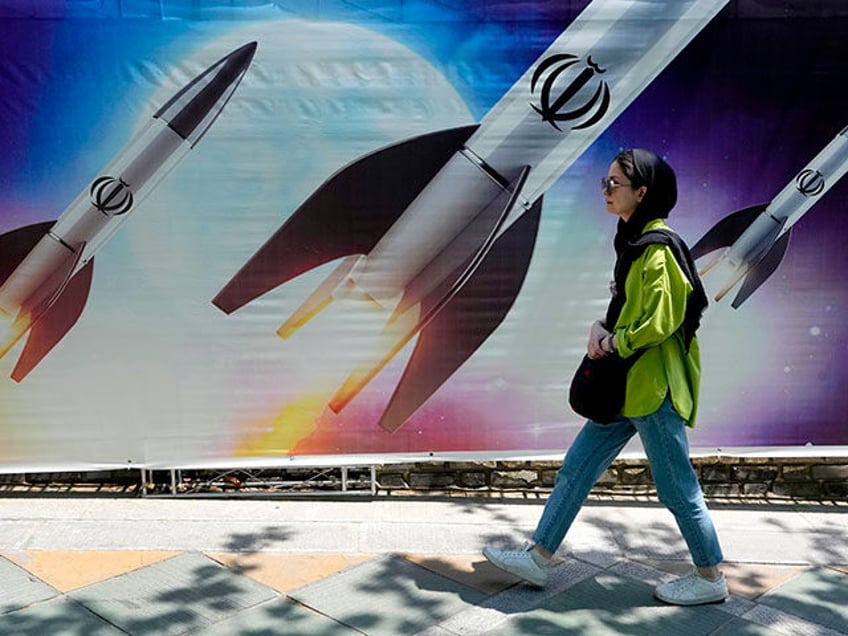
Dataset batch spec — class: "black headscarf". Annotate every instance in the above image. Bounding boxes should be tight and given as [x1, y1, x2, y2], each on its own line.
[606, 149, 707, 350]
[612, 149, 678, 256]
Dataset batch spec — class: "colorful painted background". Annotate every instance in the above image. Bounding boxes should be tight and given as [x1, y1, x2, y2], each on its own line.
[0, 0, 846, 471]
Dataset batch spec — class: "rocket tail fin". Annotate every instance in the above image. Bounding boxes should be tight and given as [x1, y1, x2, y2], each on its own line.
[691, 204, 768, 270]
[327, 302, 422, 414]
[0, 222, 89, 375]
[730, 229, 791, 309]
[212, 125, 478, 314]
[276, 255, 359, 339]
[11, 257, 93, 382]
[0, 221, 57, 287]
[378, 196, 542, 432]
[328, 165, 535, 417]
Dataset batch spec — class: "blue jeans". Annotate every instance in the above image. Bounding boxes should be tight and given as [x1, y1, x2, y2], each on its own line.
[533, 396, 724, 568]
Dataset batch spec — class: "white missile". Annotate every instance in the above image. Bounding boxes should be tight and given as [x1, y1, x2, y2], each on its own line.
[214, 0, 729, 432]
[0, 41, 257, 380]
[692, 124, 848, 308]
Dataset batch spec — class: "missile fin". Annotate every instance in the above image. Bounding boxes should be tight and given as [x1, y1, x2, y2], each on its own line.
[328, 301, 422, 414]
[212, 124, 479, 314]
[690, 204, 767, 260]
[11, 258, 94, 381]
[731, 229, 791, 309]
[0, 221, 56, 286]
[328, 165, 533, 416]
[277, 255, 359, 339]
[377, 196, 542, 432]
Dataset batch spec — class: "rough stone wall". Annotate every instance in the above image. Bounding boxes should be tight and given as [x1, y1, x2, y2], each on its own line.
[375, 457, 848, 501]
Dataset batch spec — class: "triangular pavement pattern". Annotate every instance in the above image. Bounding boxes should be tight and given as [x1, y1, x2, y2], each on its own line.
[288, 553, 488, 635]
[0, 556, 58, 614]
[69, 552, 277, 635]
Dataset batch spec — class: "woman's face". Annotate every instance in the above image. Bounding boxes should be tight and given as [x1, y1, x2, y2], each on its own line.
[603, 161, 645, 222]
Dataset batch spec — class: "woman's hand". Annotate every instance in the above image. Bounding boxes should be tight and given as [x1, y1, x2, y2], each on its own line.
[587, 320, 610, 360]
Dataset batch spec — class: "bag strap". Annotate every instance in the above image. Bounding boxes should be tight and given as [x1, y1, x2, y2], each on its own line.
[604, 228, 708, 352]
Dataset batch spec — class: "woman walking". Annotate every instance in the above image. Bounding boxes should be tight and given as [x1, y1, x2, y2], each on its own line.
[483, 149, 728, 606]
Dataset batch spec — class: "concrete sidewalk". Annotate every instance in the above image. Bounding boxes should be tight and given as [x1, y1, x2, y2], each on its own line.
[0, 496, 846, 634]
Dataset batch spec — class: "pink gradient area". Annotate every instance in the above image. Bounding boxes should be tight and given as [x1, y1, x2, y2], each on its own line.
[286, 371, 573, 456]
[227, 300, 580, 458]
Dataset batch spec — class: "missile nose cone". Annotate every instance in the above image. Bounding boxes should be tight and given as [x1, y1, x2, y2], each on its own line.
[156, 41, 257, 146]
[238, 40, 258, 61]
[226, 41, 258, 74]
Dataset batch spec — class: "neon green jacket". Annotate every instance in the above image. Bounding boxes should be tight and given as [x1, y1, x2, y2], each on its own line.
[611, 219, 700, 427]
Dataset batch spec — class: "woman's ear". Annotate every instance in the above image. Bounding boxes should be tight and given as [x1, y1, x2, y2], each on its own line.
[636, 186, 647, 202]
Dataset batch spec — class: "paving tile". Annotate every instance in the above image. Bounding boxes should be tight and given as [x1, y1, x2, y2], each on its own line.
[69, 552, 277, 635]
[417, 625, 457, 636]
[721, 563, 810, 600]
[616, 560, 759, 619]
[206, 552, 375, 593]
[717, 527, 842, 566]
[5, 550, 179, 592]
[488, 572, 735, 635]
[633, 559, 692, 577]
[638, 559, 808, 600]
[0, 522, 41, 551]
[610, 559, 673, 587]
[710, 615, 790, 635]
[288, 554, 487, 636]
[0, 597, 124, 635]
[429, 558, 602, 634]
[742, 603, 847, 636]
[425, 559, 600, 636]
[402, 553, 521, 594]
[193, 597, 359, 635]
[758, 566, 848, 633]
[609, 557, 767, 619]
[0, 556, 58, 614]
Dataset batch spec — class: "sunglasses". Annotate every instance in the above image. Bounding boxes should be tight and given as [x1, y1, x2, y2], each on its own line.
[601, 176, 632, 195]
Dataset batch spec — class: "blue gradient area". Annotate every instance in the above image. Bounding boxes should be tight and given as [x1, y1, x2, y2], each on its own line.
[0, 1, 579, 222]
[0, 20, 198, 220]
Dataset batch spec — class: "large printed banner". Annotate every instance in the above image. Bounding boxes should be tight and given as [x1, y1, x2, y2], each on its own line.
[1, 0, 847, 471]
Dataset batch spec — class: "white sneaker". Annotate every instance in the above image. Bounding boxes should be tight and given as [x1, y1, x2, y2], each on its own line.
[655, 569, 729, 606]
[482, 543, 550, 587]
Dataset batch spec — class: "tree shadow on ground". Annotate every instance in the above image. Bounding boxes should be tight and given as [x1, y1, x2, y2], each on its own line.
[444, 498, 848, 635]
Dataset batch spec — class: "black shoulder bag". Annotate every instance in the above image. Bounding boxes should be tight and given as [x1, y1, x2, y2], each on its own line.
[568, 229, 707, 423]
